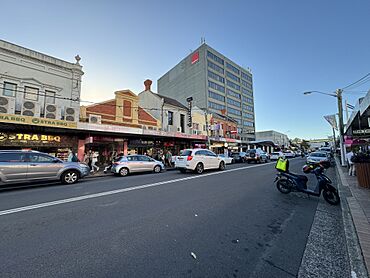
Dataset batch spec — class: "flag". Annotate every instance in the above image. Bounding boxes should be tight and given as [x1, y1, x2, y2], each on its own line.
[324, 114, 338, 130]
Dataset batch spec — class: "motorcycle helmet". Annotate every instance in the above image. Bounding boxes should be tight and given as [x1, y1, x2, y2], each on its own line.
[302, 164, 312, 173]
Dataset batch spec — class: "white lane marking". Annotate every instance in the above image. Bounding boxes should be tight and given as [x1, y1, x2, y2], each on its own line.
[0, 162, 275, 217]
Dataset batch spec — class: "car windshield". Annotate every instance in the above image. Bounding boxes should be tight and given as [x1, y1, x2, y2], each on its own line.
[180, 150, 193, 156]
[310, 153, 327, 157]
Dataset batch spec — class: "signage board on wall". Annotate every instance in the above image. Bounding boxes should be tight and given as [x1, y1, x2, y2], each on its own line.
[0, 113, 77, 129]
[0, 132, 77, 147]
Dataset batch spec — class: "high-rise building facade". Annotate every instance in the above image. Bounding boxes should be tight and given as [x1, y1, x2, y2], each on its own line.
[158, 43, 255, 141]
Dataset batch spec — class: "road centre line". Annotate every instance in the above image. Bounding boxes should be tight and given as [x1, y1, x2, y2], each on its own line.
[0, 162, 275, 217]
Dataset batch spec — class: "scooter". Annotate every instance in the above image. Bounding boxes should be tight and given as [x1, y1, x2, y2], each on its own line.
[274, 163, 340, 205]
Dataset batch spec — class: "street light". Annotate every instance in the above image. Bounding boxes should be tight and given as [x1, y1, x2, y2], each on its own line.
[303, 89, 346, 166]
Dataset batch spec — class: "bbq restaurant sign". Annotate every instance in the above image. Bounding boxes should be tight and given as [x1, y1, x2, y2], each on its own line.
[0, 132, 77, 147]
[0, 113, 77, 129]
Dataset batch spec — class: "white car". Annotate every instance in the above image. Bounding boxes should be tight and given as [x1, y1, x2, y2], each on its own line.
[176, 149, 226, 174]
[282, 150, 295, 158]
[218, 154, 234, 164]
[270, 152, 283, 160]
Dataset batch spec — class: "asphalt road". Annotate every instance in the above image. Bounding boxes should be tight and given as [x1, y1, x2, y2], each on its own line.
[0, 158, 320, 278]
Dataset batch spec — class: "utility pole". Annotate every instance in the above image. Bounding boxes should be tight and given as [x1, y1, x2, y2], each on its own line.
[336, 89, 346, 166]
[204, 109, 211, 149]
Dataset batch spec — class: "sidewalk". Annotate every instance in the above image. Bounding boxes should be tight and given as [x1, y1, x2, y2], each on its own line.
[336, 159, 370, 277]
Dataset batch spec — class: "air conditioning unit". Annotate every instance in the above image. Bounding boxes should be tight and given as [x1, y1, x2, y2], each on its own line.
[89, 114, 102, 124]
[65, 107, 77, 122]
[44, 104, 61, 119]
[0, 96, 16, 114]
[22, 100, 40, 117]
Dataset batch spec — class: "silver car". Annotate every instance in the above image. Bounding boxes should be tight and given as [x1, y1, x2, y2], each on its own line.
[111, 155, 165, 177]
[0, 150, 90, 185]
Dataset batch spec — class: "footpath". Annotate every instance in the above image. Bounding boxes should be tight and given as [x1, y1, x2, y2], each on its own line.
[335, 158, 370, 277]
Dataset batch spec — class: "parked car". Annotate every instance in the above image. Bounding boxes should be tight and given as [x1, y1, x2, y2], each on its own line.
[230, 152, 247, 163]
[270, 151, 283, 160]
[282, 150, 295, 158]
[306, 152, 330, 165]
[111, 155, 164, 177]
[176, 149, 226, 174]
[246, 149, 269, 163]
[0, 150, 90, 185]
[218, 154, 234, 164]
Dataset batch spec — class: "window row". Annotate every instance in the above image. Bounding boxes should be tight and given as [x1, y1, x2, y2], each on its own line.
[226, 80, 240, 91]
[3, 82, 56, 103]
[243, 121, 254, 127]
[241, 71, 252, 82]
[208, 70, 225, 83]
[207, 51, 224, 65]
[227, 97, 241, 108]
[226, 71, 240, 83]
[242, 87, 253, 97]
[232, 117, 242, 125]
[207, 60, 224, 75]
[244, 113, 254, 119]
[226, 62, 240, 75]
[209, 101, 225, 111]
[208, 80, 225, 93]
[227, 89, 241, 99]
[208, 90, 225, 102]
[241, 79, 248, 88]
[228, 107, 242, 116]
[243, 105, 253, 112]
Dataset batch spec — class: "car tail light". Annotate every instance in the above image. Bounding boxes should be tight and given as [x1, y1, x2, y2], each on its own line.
[187, 156, 193, 161]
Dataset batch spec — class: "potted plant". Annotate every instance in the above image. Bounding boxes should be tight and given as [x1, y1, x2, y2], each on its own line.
[351, 152, 370, 188]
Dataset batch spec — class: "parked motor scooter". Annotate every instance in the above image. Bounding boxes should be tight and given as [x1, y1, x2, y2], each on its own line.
[274, 162, 340, 205]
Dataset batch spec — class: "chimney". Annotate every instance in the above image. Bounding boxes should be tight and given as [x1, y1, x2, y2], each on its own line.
[144, 79, 152, 91]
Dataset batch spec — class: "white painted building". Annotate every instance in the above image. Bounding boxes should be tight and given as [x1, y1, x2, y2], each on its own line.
[255, 130, 289, 147]
[138, 80, 190, 134]
[0, 39, 83, 121]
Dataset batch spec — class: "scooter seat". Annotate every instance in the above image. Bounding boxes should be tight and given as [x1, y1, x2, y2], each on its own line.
[288, 172, 308, 183]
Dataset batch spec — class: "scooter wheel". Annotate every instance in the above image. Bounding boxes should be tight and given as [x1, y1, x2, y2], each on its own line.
[276, 179, 292, 194]
[323, 189, 340, 205]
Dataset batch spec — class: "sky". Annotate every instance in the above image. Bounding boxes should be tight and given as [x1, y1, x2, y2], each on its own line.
[1, 0, 369, 140]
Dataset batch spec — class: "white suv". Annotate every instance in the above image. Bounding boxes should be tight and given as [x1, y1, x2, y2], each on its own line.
[175, 149, 226, 174]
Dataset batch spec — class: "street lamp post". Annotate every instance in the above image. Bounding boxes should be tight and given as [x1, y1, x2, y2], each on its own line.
[303, 89, 346, 166]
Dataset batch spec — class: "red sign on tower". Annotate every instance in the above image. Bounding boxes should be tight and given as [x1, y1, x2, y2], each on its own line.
[191, 51, 199, 64]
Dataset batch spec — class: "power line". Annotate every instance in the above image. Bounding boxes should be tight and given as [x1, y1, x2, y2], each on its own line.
[341, 72, 370, 90]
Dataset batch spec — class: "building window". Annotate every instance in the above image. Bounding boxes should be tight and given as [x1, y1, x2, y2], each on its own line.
[193, 123, 199, 130]
[243, 105, 253, 112]
[168, 111, 173, 125]
[243, 121, 254, 127]
[24, 86, 39, 101]
[226, 62, 240, 75]
[226, 80, 240, 91]
[45, 90, 56, 104]
[231, 117, 242, 125]
[208, 80, 225, 93]
[208, 90, 225, 102]
[241, 71, 252, 82]
[207, 60, 224, 74]
[227, 97, 241, 108]
[242, 87, 253, 98]
[3, 82, 17, 97]
[209, 101, 225, 111]
[241, 79, 248, 88]
[207, 51, 224, 65]
[244, 113, 254, 119]
[208, 70, 225, 83]
[227, 89, 240, 99]
[228, 107, 242, 116]
[123, 100, 132, 117]
[226, 71, 240, 83]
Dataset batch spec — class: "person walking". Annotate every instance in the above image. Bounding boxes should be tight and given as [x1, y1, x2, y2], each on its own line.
[346, 149, 355, 176]
[91, 151, 99, 173]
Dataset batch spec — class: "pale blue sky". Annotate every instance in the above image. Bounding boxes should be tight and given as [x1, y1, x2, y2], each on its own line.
[1, 0, 369, 139]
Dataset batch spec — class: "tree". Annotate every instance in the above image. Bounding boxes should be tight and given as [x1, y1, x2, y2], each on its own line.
[300, 140, 310, 150]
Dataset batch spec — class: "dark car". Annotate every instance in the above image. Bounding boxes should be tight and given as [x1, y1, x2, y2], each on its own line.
[246, 149, 269, 163]
[231, 152, 247, 163]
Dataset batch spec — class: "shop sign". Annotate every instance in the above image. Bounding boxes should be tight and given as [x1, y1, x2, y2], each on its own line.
[0, 132, 76, 147]
[353, 129, 370, 135]
[0, 113, 77, 129]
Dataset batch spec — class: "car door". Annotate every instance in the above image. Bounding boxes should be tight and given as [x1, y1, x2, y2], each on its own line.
[126, 155, 142, 172]
[27, 153, 64, 180]
[0, 152, 28, 182]
[194, 150, 206, 169]
[205, 150, 219, 168]
[138, 155, 154, 171]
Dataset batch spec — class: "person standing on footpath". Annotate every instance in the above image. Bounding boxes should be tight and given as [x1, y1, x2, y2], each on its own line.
[91, 151, 99, 173]
[346, 148, 355, 176]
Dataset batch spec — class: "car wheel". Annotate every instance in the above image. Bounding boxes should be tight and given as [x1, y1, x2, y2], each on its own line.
[154, 165, 161, 173]
[61, 170, 79, 184]
[195, 163, 204, 174]
[219, 161, 225, 171]
[119, 167, 129, 177]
